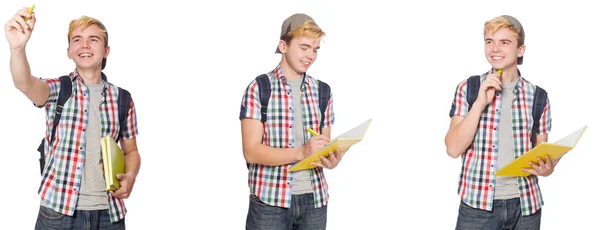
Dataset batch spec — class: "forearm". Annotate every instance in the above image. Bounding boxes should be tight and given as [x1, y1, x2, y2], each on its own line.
[124, 150, 141, 177]
[445, 103, 486, 158]
[244, 144, 303, 166]
[9, 48, 34, 91]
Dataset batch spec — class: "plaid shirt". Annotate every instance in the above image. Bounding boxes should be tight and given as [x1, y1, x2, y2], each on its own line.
[239, 65, 334, 208]
[449, 69, 551, 216]
[36, 70, 138, 223]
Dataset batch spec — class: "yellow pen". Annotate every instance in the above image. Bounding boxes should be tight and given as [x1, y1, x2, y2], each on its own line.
[24, 4, 35, 22]
[307, 128, 319, 136]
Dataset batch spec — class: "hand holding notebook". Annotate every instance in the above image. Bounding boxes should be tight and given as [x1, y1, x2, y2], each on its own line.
[306, 128, 346, 169]
[288, 119, 372, 172]
[495, 125, 587, 177]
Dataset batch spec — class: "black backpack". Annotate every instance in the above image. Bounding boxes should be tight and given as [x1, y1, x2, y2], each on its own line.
[247, 74, 331, 168]
[36, 75, 131, 175]
[465, 75, 547, 146]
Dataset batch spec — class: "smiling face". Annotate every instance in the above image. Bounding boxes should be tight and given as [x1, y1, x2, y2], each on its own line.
[67, 24, 110, 71]
[484, 27, 525, 71]
[66, 16, 109, 71]
[279, 36, 320, 74]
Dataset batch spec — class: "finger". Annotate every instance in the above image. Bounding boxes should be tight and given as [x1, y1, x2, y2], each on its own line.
[320, 155, 332, 168]
[545, 156, 553, 168]
[328, 151, 338, 163]
[521, 168, 539, 175]
[6, 20, 21, 32]
[536, 157, 547, 171]
[28, 13, 36, 30]
[116, 174, 125, 180]
[528, 161, 541, 172]
[13, 16, 28, 32]
[311, 161, 324, 168]
[7, 19, 23, 33]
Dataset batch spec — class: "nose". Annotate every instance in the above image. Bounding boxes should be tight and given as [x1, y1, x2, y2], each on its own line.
[307, 50, 317, 61]
[81, 40, 90, 49]
[491, 43, 500, 52]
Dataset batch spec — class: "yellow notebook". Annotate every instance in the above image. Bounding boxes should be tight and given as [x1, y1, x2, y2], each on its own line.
[100, 136, 125, 191]
[287, 119, 372, 172]
[495, 125, 587, 177]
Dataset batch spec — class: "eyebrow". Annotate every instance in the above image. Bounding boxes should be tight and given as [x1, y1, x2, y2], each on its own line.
[300, 44, 320, 49]
[70, 35, 102, 41]
[484, 38, 513, 43]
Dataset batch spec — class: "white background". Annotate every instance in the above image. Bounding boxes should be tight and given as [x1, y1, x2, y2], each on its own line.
[0, 0, 598, 229]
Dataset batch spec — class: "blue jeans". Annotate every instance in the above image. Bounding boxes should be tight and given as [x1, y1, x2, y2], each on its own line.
[35, 206, 125, 230]
[456, 198, 541, 230]
[246, 193, 327, 230]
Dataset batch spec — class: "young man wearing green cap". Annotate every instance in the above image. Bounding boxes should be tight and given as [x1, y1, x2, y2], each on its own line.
[5, 7, 140, 229]
[445, 15, 557, 229]
[239, 13, 346, 230]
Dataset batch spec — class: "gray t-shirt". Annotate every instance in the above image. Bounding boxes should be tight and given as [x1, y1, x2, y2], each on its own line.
[76, 81, 109, 210]
[288, 78, 313, 195]
[494, 81, 520, 200]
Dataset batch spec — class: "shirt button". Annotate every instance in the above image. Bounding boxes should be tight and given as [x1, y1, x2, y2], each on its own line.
[493, 145, 496, 148]
[80, 147, 84, 150]
[289, 107, 292, 110]
[84, 109, 88, 112]
[489, 184, 493, 187]
[493, 128, 496, 130]
[491, 164, 494, 168]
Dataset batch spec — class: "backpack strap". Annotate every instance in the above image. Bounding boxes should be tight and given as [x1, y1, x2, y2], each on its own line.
[466, 75, 480, 111]
[247, 74, 269, 169]
[116, 87, 131, 143]
[317, 80, 331, 133]
[530, 86, 547, 147]
[255, 74, 270, 123]
[37, 75, 72, 175]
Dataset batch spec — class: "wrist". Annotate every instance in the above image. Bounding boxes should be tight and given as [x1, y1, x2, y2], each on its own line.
[10, 46, 26, 53]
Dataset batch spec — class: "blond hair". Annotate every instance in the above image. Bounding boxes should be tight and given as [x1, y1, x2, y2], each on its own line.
[281, 20, 325, 44]
[484, 16, 523, 47]
[67, 16, 108, 47]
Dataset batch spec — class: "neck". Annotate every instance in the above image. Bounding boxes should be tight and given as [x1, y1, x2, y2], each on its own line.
[76, 67, 103, 84]
[279, 58, 303, 81]
[494, 65, 519, 83]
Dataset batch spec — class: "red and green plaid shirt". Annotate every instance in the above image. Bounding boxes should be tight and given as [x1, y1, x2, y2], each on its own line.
[449, 69, 551, 216]
[36, 70, 138, 223]
[239, 65, 334, 208]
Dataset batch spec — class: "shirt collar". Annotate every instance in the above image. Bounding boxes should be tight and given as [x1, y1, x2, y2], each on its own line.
[273, 64, 311, 88]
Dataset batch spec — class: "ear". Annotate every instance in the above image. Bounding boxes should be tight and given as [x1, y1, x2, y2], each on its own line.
[104, 45, 111, 58]
[278, 40, 287, 54]
[67, 47, 72, 59]
[518, 44, 526, 58]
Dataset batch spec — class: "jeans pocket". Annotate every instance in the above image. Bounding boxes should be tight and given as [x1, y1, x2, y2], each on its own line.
[39, 206, 65, 220]
[249, 194, 271, 207]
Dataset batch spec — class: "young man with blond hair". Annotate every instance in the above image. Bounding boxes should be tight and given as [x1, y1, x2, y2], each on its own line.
[239, 13, 346, 230]
[5, 7, 139, 229]
[445, 15, 557, 230]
